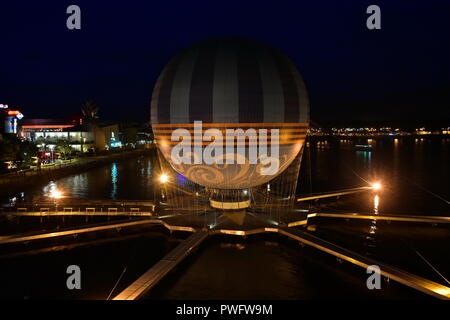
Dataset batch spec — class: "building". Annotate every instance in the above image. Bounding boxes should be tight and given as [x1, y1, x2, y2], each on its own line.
[1, 104, 24, 135]
[19, 118, 95, 152]
[19, 118, 128, 152]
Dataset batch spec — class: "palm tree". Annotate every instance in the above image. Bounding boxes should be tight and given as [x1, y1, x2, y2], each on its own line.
[81, 100, 100, 153]
[81, 100, 99, 124]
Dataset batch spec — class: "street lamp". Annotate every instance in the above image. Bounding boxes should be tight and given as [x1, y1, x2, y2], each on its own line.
[371, 182, 382, 191]
[159, 173, 169, 184]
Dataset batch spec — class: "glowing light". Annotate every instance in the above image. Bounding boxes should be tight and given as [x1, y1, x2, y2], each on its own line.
[159, 174, 169, 184]
[371, 182, 382, 191]
[50, 189, 63, 199]
[7, 110, 20, 116]
[21, 125, 74, 129]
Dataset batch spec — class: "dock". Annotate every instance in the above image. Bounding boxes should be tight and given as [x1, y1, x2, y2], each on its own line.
[0, 219, 160, 245]
[311, 212, 450, 224]
[279, 227, 450, 300]
[113, 229, 209, 300]
[297, 187, 373, 202]
[1, 191, 449, 300]
[0, 200, 156, 217]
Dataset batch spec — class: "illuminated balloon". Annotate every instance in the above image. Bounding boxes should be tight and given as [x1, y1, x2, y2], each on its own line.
[151, 38, 309, 189]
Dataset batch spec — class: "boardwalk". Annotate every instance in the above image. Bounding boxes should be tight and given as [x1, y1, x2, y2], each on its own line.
[1, 195, 449, 300]
[113, 229, 209, 300]
[279, 227, 450, 300]
[0, 219, 159, 245]
[0, 200, 156, 217]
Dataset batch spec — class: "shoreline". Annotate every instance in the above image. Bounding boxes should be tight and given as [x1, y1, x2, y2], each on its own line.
[0, 147, 156, 197]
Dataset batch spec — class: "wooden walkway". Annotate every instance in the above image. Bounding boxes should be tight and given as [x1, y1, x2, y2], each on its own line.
[1, 210, 153, 217]
[297, 187, 372, 202]
[311, 212, 450, 224]
[0, 201, 156, 216]
[279, 227, 450, 300]
[1, 204, 449, 300]
[111, 223, 450, 300]
[0, 219, 159, 245]
[113, 229, 209, 300]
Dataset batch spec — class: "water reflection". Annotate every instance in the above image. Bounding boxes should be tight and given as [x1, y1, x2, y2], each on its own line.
[365, 194, 380, 251]
[373, 194, 379, 214]
[370, 194, 380, 234]
[355, 151, 372, 170]
[44, 181, 58, 198]
[0, 155, 157, 203]
[8, 197, 17, 207]
[111, 163, 118, 199]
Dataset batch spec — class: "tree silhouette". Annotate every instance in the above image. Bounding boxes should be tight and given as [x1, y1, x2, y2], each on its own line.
[81, 100, 99, 124]
[81, 100, 100, 153]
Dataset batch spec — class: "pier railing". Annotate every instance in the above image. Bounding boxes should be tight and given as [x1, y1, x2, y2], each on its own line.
[0, 201, 156, 216]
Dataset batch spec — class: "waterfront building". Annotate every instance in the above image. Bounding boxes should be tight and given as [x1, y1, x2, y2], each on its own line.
[19, 118, 95, 152]
[18, 117, 152, 152]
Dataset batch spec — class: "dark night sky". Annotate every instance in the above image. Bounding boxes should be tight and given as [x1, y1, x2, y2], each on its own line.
[1, 1, 449, 125]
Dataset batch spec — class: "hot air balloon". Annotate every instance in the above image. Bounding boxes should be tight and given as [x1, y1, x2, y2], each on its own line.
[151, 38, 309, 190]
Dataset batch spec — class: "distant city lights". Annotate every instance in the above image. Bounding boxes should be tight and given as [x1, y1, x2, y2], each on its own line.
[309, 126, 449, 136]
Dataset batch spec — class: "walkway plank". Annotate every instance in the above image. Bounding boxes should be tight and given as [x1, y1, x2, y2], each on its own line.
[113, 229, 209, 300]
[279, 227, 450, 300]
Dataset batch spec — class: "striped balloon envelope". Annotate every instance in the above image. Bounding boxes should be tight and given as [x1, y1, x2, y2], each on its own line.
[151, 38, 309, 189]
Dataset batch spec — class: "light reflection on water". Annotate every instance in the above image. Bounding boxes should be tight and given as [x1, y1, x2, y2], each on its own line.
[374, 194, 379, 214]
[300, 136, 450, 216]
[369, 194, 379, 237]
[3, 155, 154, 203]
[111, 163, 118, 199]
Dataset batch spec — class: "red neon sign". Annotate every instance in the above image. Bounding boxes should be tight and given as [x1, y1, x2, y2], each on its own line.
[21, 125, 75, 129]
